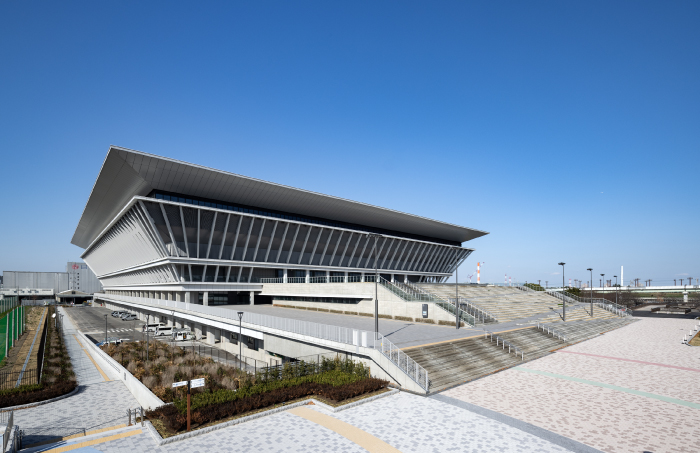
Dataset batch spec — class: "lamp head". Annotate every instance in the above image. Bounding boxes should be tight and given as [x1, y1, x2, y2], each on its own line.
[587, 268, 592, 272]
[558, 262, 565, 266]
[237, 311, 244, 320]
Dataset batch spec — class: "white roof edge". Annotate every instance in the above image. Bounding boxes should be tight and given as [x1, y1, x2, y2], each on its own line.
[71, 145, 489, 248]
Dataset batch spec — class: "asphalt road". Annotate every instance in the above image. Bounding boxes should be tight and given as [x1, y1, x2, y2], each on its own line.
[65, 305, 147, 343]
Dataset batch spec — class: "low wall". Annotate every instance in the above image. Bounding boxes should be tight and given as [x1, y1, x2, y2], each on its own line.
[77, 331, 165, 410]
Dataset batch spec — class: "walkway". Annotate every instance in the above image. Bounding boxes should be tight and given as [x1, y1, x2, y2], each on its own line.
[442, 317, 700, 453]
[219, 304, 577, 349]
[12, 307, 139, 447]
[47, 392, 587, 453]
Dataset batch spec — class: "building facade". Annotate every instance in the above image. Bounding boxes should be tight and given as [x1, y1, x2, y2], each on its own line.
[73, 146, 487, 305]
[66, 262, 103, 294]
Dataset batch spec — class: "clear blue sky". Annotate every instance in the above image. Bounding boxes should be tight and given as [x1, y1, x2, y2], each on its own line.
[1, 1, 698, 286]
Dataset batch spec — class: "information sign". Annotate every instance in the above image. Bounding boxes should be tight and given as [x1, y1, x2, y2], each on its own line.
[190, 378, 205, 389]
[172, 381, 187, 388]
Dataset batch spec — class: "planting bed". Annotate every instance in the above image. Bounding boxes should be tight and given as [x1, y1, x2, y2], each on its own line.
[105, 341, 389, 435]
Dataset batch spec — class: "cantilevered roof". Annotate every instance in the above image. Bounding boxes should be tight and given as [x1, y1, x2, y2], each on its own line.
[71, 146, 488, 249]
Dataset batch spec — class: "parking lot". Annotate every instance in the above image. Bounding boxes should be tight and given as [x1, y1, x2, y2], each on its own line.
[67, 305, 148, 343]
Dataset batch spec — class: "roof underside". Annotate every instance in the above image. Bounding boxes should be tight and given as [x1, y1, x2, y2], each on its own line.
[71, 146, 488, 249]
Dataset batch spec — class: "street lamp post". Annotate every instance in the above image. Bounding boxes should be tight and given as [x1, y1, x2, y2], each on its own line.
[455, 261, 459, 330]
[558, 262, 566, 322]
[146, 314, 150, 362]
[367, 233, 382, 340]
[237, 311, 244, 371]
[587, 268, 593, 316]
[104, 314, 108, 344]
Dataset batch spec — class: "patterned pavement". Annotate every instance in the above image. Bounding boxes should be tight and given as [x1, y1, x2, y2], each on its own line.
[442, 317, 700, 453]
[57, 392, 574, 453]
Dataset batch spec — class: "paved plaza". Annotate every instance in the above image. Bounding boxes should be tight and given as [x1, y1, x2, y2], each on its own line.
[442, 317, 700, 453]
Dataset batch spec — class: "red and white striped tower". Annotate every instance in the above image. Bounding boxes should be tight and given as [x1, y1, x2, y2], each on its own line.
[477, 262, 480, 284]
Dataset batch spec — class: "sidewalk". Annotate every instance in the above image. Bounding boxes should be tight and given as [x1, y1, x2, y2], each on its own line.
[12, 307, 139, 447]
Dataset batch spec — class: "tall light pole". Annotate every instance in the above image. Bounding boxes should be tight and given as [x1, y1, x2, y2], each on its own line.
[146, 314, 150, 362]
[587, 268, 593, 316]
[367, 233, 382, 340]
[237, 311, 243, 370]
[104, 314, 108, 344]
[558, 262, 566, 321]
[455, 260, 460, 330]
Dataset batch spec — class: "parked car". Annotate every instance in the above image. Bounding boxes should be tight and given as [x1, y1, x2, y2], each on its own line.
[111, 311, 124, 317]
[119, 312, 132, 319]
[122, 314, 138, 321]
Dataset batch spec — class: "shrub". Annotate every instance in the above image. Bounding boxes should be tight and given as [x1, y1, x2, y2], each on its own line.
[147, 376, 388, 433]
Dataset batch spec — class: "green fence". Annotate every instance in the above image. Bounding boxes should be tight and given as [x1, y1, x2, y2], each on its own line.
[0, 298, 24, 362]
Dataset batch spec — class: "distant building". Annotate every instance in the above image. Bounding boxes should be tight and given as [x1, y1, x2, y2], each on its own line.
[1, 262, 102, 300]
[66, 262, 103, 294]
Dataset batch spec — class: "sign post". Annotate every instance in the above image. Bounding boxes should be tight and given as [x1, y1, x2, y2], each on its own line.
[173, 378, 205, 432]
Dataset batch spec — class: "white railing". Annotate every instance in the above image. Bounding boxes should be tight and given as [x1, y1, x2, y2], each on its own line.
[536, 322, 567, 341]
[451, 297, 498, 324]
[594, 301, 629, 317]
[95, 293, 430, 391]
[484, 331, 524, 360]
[547, 290, 629, 317]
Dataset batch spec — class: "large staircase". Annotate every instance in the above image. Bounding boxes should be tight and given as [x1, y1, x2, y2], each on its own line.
[405, 317, 637, 392]
[416, 283, 564, 323]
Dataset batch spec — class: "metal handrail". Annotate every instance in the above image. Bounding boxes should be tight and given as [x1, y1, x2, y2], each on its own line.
[450, 297, 498, 324]
[484, 331, 524, 360]
[536, 322, 567, 341]
[95, 293, 431, 391]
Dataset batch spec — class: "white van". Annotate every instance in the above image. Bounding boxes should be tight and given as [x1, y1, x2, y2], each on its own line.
[143, 323, 164, 333]
[155, 326, 173, 337]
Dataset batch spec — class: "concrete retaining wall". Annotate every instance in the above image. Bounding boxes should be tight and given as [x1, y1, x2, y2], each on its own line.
[77, 331, 165, 410]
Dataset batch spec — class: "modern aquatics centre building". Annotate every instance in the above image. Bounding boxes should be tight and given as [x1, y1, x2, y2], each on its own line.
[72, 147, 632, 395]
[73, 146, 489, 393]
[73, 146, 487, 309]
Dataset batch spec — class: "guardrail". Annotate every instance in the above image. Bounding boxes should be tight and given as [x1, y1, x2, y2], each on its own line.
[484, 331, 524, 360]
[536, 322, 567, 341]
[95, 293, 431, 392]
[451, 298, 498, 324]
